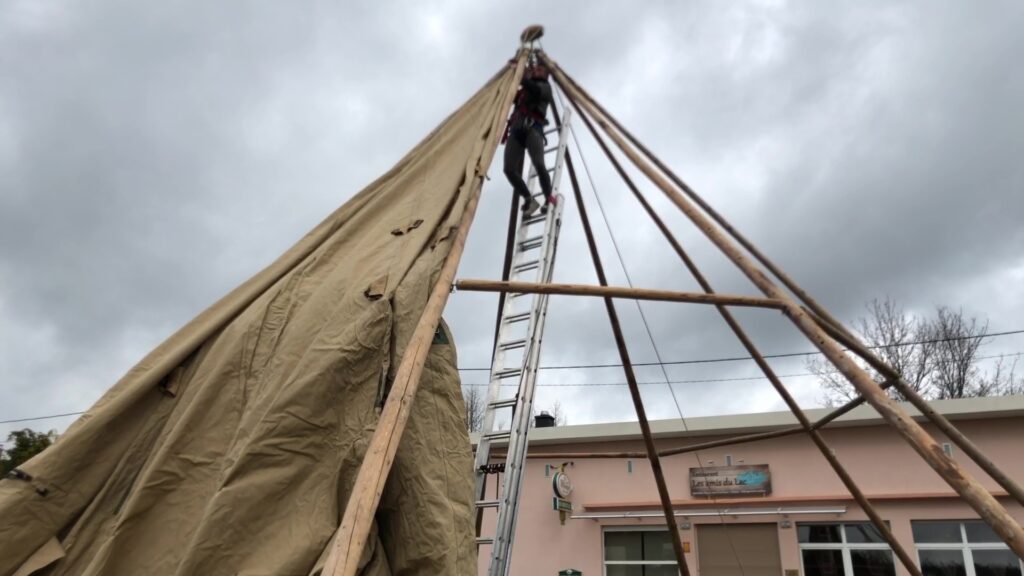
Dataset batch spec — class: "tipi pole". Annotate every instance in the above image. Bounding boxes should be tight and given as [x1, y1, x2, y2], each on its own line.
[499, 388, 894, 460]
[455, 279, 786, 308]
[545, 54, 1024, 558]
[810, 311, 1024, 507]
[559, 118, 692, 575]
[320, 52, 529, 576]
[552, 57, 1024, 511]
[557, 80, 921, 576]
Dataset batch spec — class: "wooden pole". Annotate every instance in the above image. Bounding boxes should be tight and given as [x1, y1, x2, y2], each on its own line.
[489, 385, 893, 461]
[556, 74, 921, 576]
[545, 54, 1024, 558]
[491, 428, 801, 461]
[810, 312, 1024, 508]
[321, 52, 529, 576]
[553, 55, 1024, 515]
[455, 279, 785, 309]
[560, 118, 692, 576]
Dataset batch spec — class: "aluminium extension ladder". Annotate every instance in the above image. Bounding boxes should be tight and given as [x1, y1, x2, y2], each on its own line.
[474, 107, 573, 576]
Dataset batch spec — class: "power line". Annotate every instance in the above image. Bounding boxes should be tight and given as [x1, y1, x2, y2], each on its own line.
[461, 351, 1024, 387]
[4, 345, 1022, 426]
[550, 70, 749, 575]
[456, 328, 1024, 372]
[0, 411, 86, 425]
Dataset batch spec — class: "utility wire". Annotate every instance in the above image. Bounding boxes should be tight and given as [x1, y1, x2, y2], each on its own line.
[0, 411, 87, 425]
[551, 80, 751, 576]
[456, 328, 1024, 372]
[4, 340, 1019, 422]
[461, 351, 1024, 387]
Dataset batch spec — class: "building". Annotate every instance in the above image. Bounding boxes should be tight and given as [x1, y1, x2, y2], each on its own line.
[475, 396, 1024, 576]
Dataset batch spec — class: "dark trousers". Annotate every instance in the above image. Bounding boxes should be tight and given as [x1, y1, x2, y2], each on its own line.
[503, 126, 552, 203]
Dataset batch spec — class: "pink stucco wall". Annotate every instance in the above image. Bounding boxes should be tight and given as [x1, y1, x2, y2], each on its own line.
[477, 414, 1024, 575]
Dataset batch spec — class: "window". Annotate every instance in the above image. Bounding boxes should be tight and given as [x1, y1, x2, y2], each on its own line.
[913, 521, 1022, 576]
[604, 528, 678, 575]
[799, 523, 895, 576]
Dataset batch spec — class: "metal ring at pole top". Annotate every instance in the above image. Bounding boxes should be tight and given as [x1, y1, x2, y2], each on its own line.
[520, 24, 544, 45]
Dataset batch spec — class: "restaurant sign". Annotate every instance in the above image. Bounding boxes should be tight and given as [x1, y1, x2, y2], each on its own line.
[689, 465, 771, 496]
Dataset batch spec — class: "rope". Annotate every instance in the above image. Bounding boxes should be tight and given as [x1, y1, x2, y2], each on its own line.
[553, 81, 749, 576]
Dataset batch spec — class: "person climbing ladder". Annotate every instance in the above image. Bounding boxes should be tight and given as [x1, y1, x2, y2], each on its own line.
[502, 60, 556, 217]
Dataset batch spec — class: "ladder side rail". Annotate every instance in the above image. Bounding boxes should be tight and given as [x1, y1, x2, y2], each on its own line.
[474, 162, 554, 498]
[493, 209, 563, 576]
[488, 113, 572, 576]
[494, 114, 571, 575]
[473, 287, 531, 501]
[484, 251, 546, 564]
[488, 227, 555, 572]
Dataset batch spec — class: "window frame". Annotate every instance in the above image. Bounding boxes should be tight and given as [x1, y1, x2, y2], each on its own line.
[603, 526, 679, 575]
[913, 520, 1023, 576]
[798, 522, 896, 576]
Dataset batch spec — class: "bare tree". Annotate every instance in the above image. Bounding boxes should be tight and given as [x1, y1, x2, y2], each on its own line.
[859, 298, 934, 399]
[977, 355, 1023, 397]
[808, 299, 1014, 405]
[548, 400, 567, 426]
[462, 385, 485, 432]
[808, 297, 931, 405]
[806, 354, 860, 406]
[529, 401, 567, 427]
[927, 306, 987, 399]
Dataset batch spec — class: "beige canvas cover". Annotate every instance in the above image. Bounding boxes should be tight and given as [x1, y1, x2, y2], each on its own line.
[0, 66, 520, 576]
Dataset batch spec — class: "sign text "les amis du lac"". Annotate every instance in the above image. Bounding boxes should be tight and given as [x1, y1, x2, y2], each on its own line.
[689, 464, 771, 496]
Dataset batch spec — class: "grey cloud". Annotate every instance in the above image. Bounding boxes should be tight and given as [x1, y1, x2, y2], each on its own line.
[2, 1, 1022, 441]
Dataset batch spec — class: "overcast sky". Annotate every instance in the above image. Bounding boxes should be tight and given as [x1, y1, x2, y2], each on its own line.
[2, 1, 1023, 443]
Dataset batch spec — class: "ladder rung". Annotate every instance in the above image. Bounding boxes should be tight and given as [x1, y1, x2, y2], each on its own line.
[494, 368, 522, 379]
[522, 213, 547, 226]
[478, 462, 506, 475]
[514, 260, 539, 273]
[504, 311, 531, 323]
[483, 430, 512, 441]
[519, 236, 543, 250]
[489, 398, 518, 409]
[499, 339, 527, 350]
[479, 115, 567, 574]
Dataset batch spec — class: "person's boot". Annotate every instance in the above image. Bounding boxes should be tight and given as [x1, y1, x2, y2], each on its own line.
[522, 197, 541, 217]
[540, 194, 557, 214]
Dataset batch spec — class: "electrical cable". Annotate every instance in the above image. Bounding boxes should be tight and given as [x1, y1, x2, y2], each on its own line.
[456, 329, 1024, 372]
[460, 351, 1024, 387]
[553, 81, 749, 576]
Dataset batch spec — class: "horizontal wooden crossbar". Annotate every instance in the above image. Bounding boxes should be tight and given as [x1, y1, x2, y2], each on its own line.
[454, 280, 785, 309]
[484, 381, 894, 461]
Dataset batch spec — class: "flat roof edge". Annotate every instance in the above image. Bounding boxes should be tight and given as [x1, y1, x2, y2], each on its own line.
[470, 395, 1024, 447]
